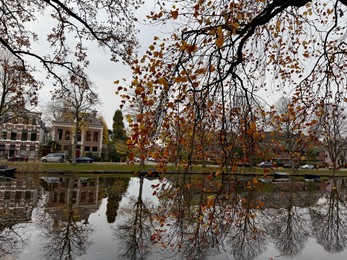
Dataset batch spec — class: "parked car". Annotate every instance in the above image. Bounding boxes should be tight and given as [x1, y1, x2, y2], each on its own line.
[283, 163, 299, 169]
[75, 157, 93, 163]
[8, 155, 29, 162]
[238, 162, 251, 167]
[127, 156, 141, 164]
[41, 153, 66, 163]
[257, 162, 273, 168]
[300, 164, 314, 169]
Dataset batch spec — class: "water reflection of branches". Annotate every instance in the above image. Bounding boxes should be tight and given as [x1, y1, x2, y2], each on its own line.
[0, 222, 28, 258]
[226, 179, 267, 260]
[152, 175, 267, 260]
[40, 211, 92, 260]
[310, 179, 347, 253]
[266, 190, 310, 258]
[154, 174, 221, 260]
[116, 177, 154, 260]
[37, 178, 93, 260]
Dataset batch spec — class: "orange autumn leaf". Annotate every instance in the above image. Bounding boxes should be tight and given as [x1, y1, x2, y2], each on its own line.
[171, 10, 179, 19]
[206, 196, 214, 207]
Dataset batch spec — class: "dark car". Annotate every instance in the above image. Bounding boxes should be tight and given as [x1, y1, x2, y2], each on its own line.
[75, 157, 93, 163]
[283, 163, 299, 169]
[137, 168, 160, 178]
[8, 155, 29, 162]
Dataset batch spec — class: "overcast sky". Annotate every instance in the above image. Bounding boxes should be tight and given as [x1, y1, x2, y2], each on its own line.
[31, 2, 160, 129]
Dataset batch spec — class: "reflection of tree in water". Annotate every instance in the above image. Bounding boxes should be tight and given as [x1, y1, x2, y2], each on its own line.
[151, 175, 267, 260]
[266, 191, 310, 258]
[0, 222, 29, 258]
[152, 174, 223, 260]
[226, 179, 267, 260]
[116, 177, 154, 260]
[105, 177, 129, 223]
[40, 210, 92, 260]
[310, 179, 347, 253]
[38, 178, 93, 260]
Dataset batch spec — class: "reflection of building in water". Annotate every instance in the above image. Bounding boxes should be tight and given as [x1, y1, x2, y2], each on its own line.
[0, 175, 38, 222]
[41, 177, 101, 222]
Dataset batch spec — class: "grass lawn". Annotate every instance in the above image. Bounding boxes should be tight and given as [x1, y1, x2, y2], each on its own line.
[3, 160, 347, 177]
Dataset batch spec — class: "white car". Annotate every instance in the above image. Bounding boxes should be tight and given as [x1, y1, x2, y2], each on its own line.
[41, 153, 66, 163]
[301, 164, 314, 169]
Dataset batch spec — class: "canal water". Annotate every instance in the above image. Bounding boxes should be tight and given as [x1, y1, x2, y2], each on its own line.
[1, 173, 347, 260]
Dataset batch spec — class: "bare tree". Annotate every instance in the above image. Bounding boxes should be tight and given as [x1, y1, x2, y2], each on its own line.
[0, 1, 141, 94]
[41, 100, 66, 126]
[0, 49, 40, 122]
[317, 103, 347, 172]
[52, 76, 100, 163]
[270, 97, 307, 169]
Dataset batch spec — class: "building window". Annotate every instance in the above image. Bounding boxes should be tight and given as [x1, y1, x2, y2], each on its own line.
[57, 129, 63, 140]
[64, 130, 70, 140]
[88, 192, 94, 203]
[25, 191, 31, 200]
[85, 146, 90, 152]
[72, 191, 77, 203]
[86, 131, 91, 142]
[23, 117, 29, 124]
[21, 131, 28, 141]
[59, 192, 66, 203]
[15, 191, 21, 202]
[4, 191, 11, 200]
[10, 132, 17, 140]
[81, 191, 87, 202]
[92, 147, 98, 152]
[1, 131, 7, 140]
[20, 145, 26, 154]
[93, 132, 98, 142]
[77, 132, 81, 142]
[31, 132, 37, 141]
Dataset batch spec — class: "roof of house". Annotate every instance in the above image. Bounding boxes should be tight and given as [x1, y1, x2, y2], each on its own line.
[53, 111, 103, 128]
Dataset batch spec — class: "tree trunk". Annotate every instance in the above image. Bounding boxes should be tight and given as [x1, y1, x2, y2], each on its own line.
[72, 119, 78, 164]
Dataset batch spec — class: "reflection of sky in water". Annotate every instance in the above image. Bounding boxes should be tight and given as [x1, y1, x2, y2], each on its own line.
[123, 177, 161, 205]
[4, 177, 347, 260]
[259, 239, 347, 260]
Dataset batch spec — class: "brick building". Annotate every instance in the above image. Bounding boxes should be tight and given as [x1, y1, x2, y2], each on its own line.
[0, 109, 45, 158]
[51, 110, 103, 157]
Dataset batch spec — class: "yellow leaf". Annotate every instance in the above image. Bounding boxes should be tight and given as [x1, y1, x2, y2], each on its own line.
[231, 21, 239, 31]
[158, 77, 168, 88]
[216, 35, 224, 48]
